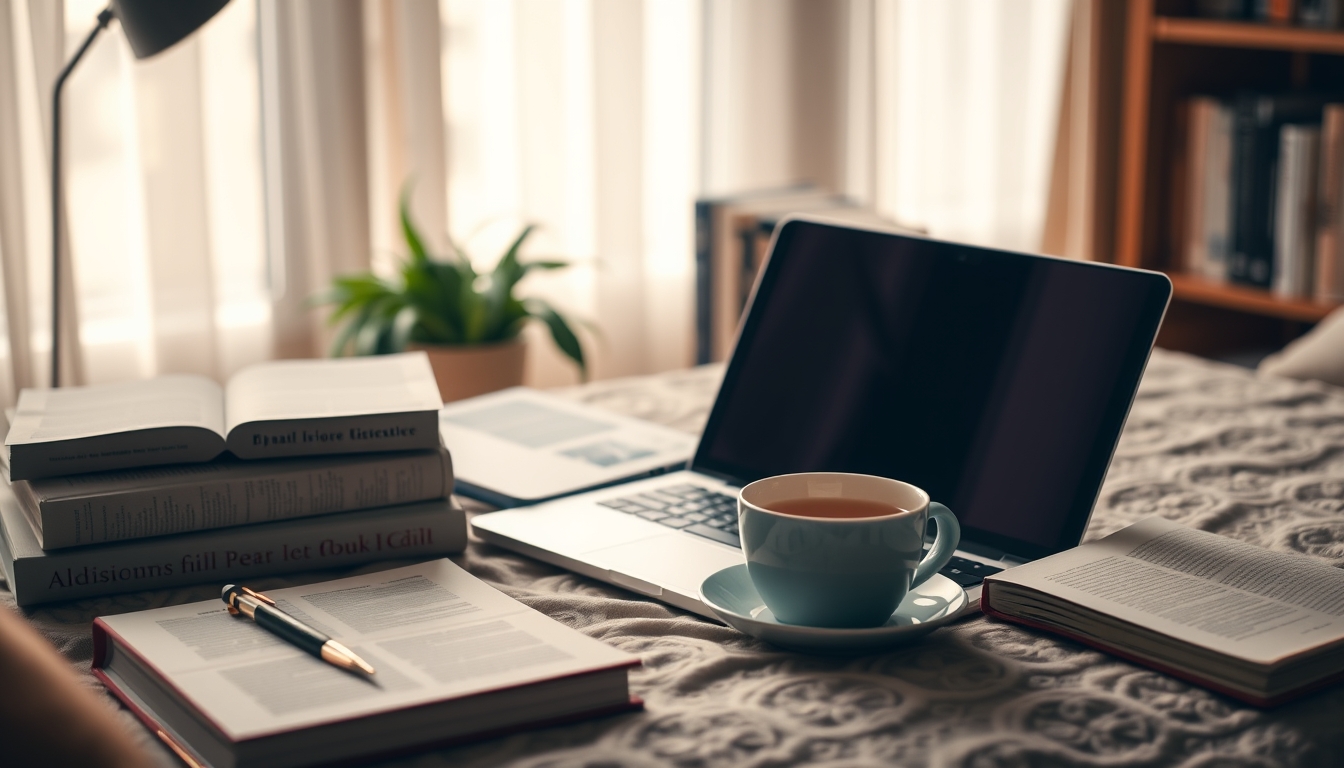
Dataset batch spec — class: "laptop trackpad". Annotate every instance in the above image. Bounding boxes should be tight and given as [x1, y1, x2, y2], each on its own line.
[588, 534, 743, 599]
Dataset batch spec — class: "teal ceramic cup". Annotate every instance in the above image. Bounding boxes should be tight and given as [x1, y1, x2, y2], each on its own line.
[738, 472, 961, 628]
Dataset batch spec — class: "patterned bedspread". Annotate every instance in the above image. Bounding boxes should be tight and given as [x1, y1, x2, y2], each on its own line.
[7, 349, 1344, 767]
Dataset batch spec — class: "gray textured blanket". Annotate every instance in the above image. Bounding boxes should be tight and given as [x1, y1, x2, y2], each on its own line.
[7, 349, 1344, 767]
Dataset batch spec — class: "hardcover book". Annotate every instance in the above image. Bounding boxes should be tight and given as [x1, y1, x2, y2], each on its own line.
[1316, 104, 1344, 303]
[1272, 123, 1321, 299]
[1177, 96, 1234, 282]
[4, 353, 443, 481]
[0, 480, 466, 606]
[1227, 93, 1327, 288]
[92, 559, 640, 768]
[981, 516, 1344, 706]
[13, 448, 453, 549]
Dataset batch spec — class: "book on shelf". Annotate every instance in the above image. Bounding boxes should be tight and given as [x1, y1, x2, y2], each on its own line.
[1177, 96, 1234, 282]
[1299, 0, 1344, 26]
[1273, 123, 1321, 299]
[981, 516, 1344, 706]
[1228, 92, 1327, 290]
[4, 353, 443, 482]
[1192, 2, 1343, 29]
[1257, 0, 1298, 23]
[92, 559, 640, 768]
[12, 447, 453, 550]
[1175, 92, 1344, 300]
[0, 479, 467, 606]
[1317, 104, 1344, 302]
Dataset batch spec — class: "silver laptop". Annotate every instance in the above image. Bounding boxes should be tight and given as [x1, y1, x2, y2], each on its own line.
[473, 217, 1172, 619]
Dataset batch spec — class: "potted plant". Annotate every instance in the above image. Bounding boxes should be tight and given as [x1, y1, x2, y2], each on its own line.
[317, 200, 586, 402]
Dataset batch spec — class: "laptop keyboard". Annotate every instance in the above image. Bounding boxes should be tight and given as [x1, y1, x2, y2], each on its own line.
[598, 483, 743, 548]
[598, 483, 1005, 587]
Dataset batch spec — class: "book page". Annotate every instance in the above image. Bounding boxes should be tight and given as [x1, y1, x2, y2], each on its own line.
[222, 353, 442, 434]
[988, 516, 1344, 665]
[97, 559, 634, 740]
[6, 375, 225, 444]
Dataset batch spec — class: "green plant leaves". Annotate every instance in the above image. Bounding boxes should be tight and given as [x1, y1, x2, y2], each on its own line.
[316, 191, 588, 375]
[399, 192, 430, 266]
[527, 298, 587, 380]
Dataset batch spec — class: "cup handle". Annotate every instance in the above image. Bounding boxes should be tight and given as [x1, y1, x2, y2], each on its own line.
[911, 502, 960, 589]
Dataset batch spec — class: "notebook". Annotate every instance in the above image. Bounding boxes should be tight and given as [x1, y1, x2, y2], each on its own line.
[93, 559, 640, 768]
[472, 217, 1172, 617]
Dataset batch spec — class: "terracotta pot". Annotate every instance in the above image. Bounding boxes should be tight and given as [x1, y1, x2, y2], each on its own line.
[410, 338, 526, 403]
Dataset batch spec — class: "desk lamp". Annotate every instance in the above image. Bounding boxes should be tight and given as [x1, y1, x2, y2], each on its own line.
[51, 0, 231, 386]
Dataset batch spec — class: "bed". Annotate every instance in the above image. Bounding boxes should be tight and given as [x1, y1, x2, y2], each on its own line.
[7, 348, 1344, 767]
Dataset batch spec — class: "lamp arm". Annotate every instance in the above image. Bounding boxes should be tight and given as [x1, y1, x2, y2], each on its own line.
[50, 5, 114, 388]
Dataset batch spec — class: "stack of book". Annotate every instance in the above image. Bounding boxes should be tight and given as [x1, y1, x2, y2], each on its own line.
[1176, 94, 1344, 302]
[0, 353, 466, 606]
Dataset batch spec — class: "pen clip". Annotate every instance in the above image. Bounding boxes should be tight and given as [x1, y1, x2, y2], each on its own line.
[240, 586, 276, 606]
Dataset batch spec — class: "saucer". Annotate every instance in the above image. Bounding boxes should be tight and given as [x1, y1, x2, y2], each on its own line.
[699, 565, 968, 654]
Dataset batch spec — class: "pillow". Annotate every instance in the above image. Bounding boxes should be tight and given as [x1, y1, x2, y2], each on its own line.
[1259, 307, 1344, 387]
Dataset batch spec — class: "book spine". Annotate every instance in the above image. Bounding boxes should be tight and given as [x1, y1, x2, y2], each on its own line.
[1298, 128, 1321, 298]
[10, 500, 466, 606]
[1228, 95, 1278, 289]
[694, 200, 714, 365]
[1204, 103, 1234, 282]
[32, 450, 452, 549]
[1227, 96, 1257, 285]
[1258, 0, 1297, 23]
[227, 411, 441, 460]
[1316, 105, 1344, 302]
[1273, 126, 1302, 298]
[1178, 98, 1210, 276]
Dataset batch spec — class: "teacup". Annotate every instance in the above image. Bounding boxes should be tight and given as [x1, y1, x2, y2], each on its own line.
[738, 472, 960, 628]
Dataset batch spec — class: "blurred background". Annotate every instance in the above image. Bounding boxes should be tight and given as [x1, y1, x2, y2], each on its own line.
[1, 0, 1339, 401]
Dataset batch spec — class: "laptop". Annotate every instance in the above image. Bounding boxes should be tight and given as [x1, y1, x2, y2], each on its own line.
[472, 217, 1172, 618]
[439, 387, 696, 508]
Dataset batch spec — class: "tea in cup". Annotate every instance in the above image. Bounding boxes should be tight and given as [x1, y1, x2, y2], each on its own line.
[738, 472, 960, 628]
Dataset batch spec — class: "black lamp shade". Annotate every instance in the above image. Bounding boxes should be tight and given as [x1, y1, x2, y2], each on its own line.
[111, 0, 231, 59]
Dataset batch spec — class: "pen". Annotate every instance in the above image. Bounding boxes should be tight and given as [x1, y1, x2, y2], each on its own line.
[221, 584, 376, 676]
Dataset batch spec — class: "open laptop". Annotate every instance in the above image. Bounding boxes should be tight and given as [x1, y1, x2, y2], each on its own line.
[472, 217, 1172, 618]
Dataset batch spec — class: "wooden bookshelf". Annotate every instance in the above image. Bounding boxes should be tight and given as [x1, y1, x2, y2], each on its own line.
[1115, 0, 1344, 358]
[1153, 17, 1344, 54]
[1168, 274, 1338, 323]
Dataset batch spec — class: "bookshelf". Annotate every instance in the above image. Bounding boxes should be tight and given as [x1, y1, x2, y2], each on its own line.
[1116, 0, 1344, 358]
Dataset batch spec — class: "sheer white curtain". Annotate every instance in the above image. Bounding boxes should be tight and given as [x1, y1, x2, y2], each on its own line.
[871, 0, 1072, 253]
[0, 0, 1076, 404]
[702, 0, 1072, 255]
[441, 0, 700, 386]
[0, 0, 271, 399]
[0, 0, 407, 402]
[0, 0, 59, 403]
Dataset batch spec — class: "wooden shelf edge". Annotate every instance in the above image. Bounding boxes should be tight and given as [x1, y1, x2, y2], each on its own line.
[1153, 17, 1344, 54]
[1168, 274, 1338, 322]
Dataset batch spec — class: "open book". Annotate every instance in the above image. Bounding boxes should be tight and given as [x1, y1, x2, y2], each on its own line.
[93, 559, 640, 768]
[981, 516, 1344, 706]
[5, 353, 443, 481]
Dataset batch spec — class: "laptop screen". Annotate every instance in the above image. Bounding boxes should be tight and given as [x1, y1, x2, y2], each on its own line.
[692, 219, 1171, 561]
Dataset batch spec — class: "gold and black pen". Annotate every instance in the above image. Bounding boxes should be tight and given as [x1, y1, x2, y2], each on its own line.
[221, 584, 375, 676]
